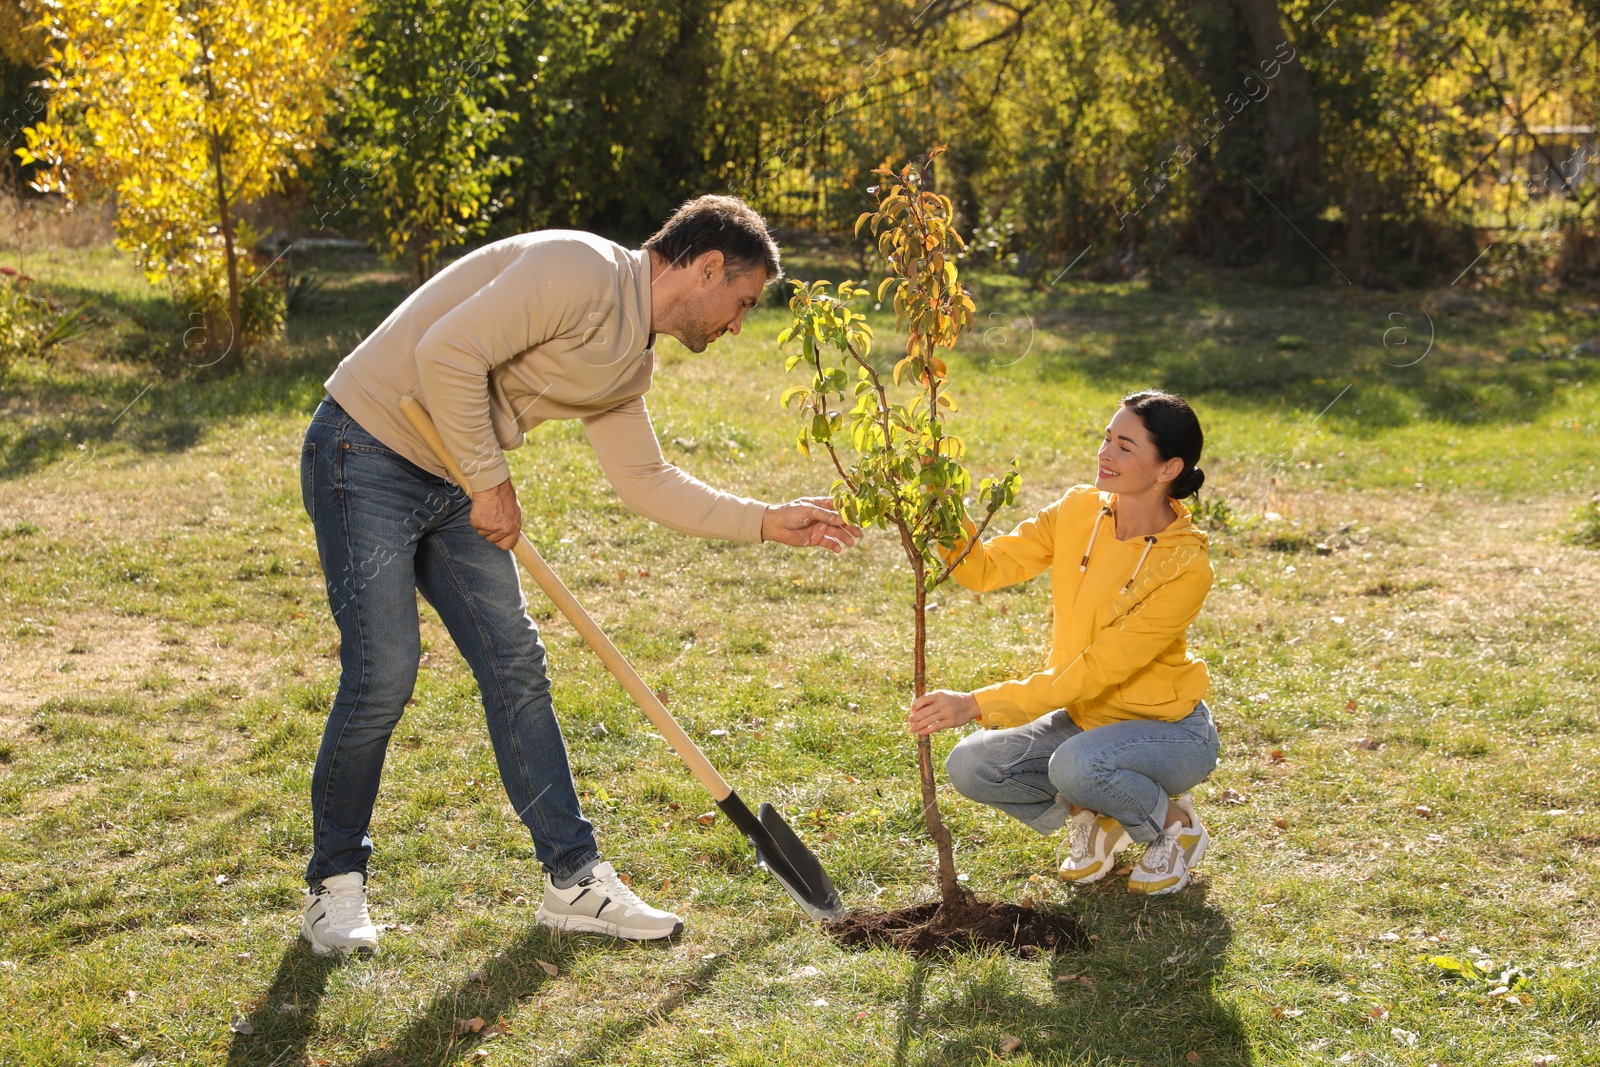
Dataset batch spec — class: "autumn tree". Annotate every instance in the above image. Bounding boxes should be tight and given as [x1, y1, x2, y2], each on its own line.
[778, 149, 1020, 908]
[325, 0, 521, 283]
[19, 0, 357, 356]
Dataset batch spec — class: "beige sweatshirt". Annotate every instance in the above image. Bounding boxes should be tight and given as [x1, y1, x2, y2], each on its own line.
[324, 230, 768, 543]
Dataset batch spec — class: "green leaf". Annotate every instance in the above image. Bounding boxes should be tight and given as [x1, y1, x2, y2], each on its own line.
[1428, 956, 1484, 981]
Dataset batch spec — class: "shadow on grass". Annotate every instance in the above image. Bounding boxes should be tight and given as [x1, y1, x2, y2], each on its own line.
[544, 934, 765, 1067]
[894, 958, 930, 1067]
[897, 881, 1248, 1067]
[222, 941, 342, 1067]
[0, 253, 409, 480]
[962, 272, 1600, 432]
[277, 925, 772, 1067]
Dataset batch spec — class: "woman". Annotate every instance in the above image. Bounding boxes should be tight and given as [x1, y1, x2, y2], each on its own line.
[908, 391, 1218, 895]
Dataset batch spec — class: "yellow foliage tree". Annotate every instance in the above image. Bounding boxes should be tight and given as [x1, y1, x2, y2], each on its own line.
[19, 0, 358, 357]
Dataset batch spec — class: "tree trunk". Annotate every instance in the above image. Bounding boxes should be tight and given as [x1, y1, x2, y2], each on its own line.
[911, 554, 962, 906]
[1233, 0, 1325, 282]
[195, 24, 242, 361]
[209, 133, 243, 362]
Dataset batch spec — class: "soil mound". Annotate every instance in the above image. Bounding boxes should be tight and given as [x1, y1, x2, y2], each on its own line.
[829, 894, 1088, 957]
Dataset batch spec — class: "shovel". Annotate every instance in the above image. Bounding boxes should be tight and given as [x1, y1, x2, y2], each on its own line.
[400, 396, 844, 922]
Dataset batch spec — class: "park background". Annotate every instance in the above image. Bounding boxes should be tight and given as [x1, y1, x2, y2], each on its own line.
[1, 0, 1599, 1064]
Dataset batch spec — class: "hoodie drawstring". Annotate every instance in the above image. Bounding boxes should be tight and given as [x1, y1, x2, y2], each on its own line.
[1122, 535, 1159, 593]
[1080, 506, 1112, 572]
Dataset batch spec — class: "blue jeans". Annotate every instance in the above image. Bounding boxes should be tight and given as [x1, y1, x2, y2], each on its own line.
[300, 398, 599, 884]
[944, 702, 1219, 843]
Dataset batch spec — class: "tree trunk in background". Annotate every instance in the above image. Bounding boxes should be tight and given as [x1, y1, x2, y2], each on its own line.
[1103, 0, 1327, 277]
[1234, 0, 1326, 282]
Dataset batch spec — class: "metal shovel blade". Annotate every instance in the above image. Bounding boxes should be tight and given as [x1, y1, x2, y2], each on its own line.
[717, 791, 844, 922]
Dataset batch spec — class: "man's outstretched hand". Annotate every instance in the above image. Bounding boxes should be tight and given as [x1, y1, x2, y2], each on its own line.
[471, 478, 523, 551]
[761, 497, 863, 553]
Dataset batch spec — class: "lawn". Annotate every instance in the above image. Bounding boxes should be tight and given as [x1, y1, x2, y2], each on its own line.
[1, 242, 1598, 1066]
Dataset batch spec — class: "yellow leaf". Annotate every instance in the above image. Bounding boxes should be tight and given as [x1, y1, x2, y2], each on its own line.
[854, 211, 874, 236]
[877, 276, 896, 304]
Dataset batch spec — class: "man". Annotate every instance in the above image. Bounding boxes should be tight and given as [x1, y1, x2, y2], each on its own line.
[298, 196, 858, 956]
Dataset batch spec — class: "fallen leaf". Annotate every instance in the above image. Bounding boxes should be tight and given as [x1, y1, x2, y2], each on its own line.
[999, 1034, 1023, 1055]
[1392, 1028, 1418, 1047]
[534, 959, 558, 977]
[1416, 805, 1433, 818]
[1221, 789, 1248, 804]
[1346, 699, 1357, 711]
[1274, 817, 1289, 830]
[617, 872, 633, 887]
[123, 990, 137, 1005]
[659, 877, 672, 893]
[1268, 750, 1285, 764]
[229, 1014, 255, 1036]
[467, 969, 488, 983]
[1353, 736, 1382, 751]
[471, 1050, 491, 1061]
[1186, 1052, 1202, 1064]
[457, 1017, 486, 1035]
[1368, 1005, 1390, 1022]
[1112, 865, 1133, 876]
[696, 811, 717, 825]
[1056, 973, 1079, 983]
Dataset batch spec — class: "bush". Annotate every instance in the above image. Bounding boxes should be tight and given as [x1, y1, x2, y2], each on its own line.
[0, 271, 38, 371]
[0, 266, 96, 372]
[172, 256, 287, 357]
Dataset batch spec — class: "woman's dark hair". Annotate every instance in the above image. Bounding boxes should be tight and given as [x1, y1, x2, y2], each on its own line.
[642, 195, 783, 283]
[1121, 390, 1205, 499]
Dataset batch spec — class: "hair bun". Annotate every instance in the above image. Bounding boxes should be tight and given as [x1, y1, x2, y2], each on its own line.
[1172, 466, 1205, 499]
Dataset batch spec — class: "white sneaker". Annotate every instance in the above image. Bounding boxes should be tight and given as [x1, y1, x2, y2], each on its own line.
[535, 861, 683, 941]
[1059, 809, 1133, 885]
[301, 872, 380, 956]
[1128, 794, 1210, 896]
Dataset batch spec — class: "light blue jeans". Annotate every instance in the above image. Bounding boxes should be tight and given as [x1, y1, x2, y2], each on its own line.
[944, 702, 1219, 843]
[300, 397, 599, 885]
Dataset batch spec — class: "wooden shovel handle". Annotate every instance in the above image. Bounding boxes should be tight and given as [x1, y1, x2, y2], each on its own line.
[399, 395, 732, 802]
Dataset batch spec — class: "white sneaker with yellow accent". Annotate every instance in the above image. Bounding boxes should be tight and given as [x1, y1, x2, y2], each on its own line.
[1059, 809, 1133, 885]
[1128, 794, 1209, 896]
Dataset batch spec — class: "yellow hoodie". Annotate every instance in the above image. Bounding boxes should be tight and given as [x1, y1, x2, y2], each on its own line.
[947, 484, 1212, 731]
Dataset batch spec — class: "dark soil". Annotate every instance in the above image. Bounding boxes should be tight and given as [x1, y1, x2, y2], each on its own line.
[828, 893, 1088, 957]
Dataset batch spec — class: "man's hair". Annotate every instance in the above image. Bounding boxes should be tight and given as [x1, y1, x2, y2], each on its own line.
[643, 195, 782, 284]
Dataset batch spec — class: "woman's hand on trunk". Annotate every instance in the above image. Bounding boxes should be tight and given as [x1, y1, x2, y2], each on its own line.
[907, 690, 980, 735]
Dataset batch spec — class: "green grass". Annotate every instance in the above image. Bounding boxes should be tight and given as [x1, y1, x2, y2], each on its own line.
[0, 245, 1597, 1065]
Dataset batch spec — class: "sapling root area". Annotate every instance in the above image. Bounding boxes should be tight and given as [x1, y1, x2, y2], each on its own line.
[829, 891, 1087, 957]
